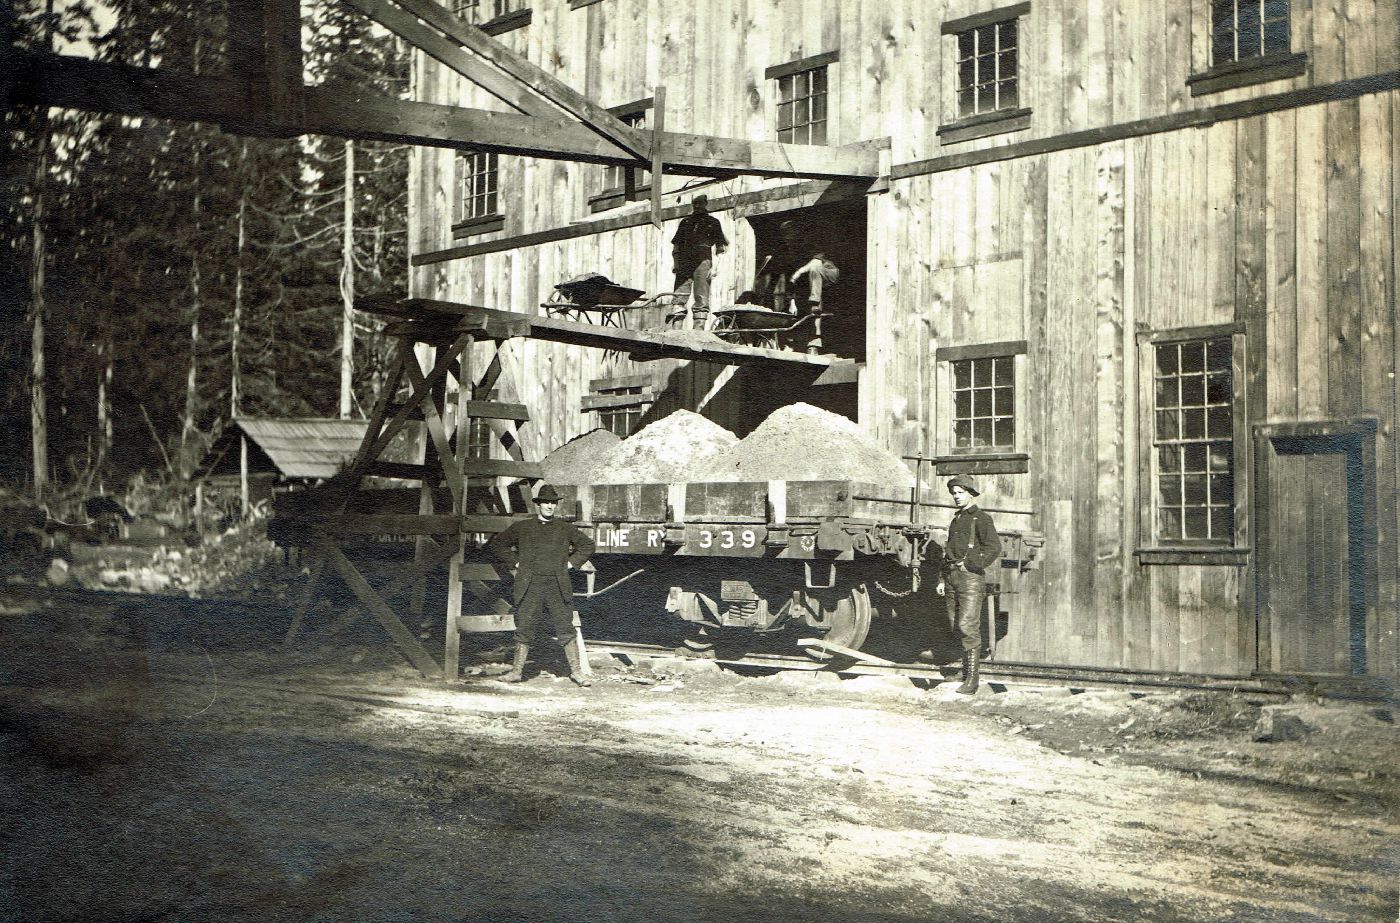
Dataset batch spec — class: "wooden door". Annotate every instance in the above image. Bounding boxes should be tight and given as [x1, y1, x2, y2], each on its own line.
[1257, 428, 1371, 675]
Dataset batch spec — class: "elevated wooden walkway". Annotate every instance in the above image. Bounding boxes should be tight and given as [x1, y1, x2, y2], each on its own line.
[358, 295, 844, 369]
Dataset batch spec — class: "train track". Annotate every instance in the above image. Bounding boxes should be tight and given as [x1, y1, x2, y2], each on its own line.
[583, 639, 1309, 698]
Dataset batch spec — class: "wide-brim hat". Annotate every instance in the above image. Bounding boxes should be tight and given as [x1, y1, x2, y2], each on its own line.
[946, 474, 980, 497]
[534, 484, 562, 503]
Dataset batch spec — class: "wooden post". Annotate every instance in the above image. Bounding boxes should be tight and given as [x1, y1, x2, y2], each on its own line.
[340, 139, 355, 419]
[650, 85, 669, 324]
[410, 342, 436, 624]
[444, 336, 475, 681]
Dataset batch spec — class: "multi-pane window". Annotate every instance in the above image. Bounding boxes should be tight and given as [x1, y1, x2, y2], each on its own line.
[601, 108, 649, 195]
[952, 356, 1015, 451]
[956, 19, 1019, 117]
[599, 387, 646, 437]
[1154, 338, 1235, 543]
[457, 151, 499, 222]
[1212, 0, 1290, 65]
[776, 66, 829, 145]
[451, 0, 524, 22]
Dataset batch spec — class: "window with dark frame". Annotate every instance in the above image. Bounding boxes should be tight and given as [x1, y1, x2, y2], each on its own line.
[598, 386, 647, 437]
[456, 150, 499, 224]
[451, 0, 523, 23]
[955, 18, 1019, 117]
[599, 105, 650, 197]
[1153, 337, 1235, 544]
[952, 355, 1016, 451]
[1211, 0, 1290, 66]
[776, 65, 829, 145]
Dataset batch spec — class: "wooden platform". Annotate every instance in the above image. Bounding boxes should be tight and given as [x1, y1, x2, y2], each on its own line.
[358, 296, 843, 369]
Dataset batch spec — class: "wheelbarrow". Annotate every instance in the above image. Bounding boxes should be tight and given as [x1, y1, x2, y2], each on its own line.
[541, 273, 647, 327]
[709, 306, 816, 349]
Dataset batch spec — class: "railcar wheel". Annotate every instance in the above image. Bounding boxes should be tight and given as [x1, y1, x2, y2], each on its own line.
[803, 583, 873, 662]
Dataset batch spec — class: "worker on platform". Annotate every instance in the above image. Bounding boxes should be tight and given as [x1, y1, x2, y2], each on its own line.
[487, 484, 597, 686]
[936, 475, 1001, 695]
[669, 193, 728, 329]
[789, 251, 839, 352]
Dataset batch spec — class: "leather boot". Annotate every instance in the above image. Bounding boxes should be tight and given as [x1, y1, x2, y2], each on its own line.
[501, 643, 529, 683]
[561, 639, 592, 687]
[956, 649, 980, 695]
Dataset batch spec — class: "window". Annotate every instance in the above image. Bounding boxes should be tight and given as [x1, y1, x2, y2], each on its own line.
[582, 377, 655, 438]
[937, 4, 1032, 144]
[592, 100, 652, 211]
[1152, 337, 1235, 544]
[956, 19, 1019, 117]
[766, 52, 837, 146]
[934, 340, 1028, 474]
[1187, 0, 1305, 96]
[451, 0, 530, 34]
[454, 151, 502, 237]
[1212, 0, 1289, 65]
[953, 356, 1015, 451]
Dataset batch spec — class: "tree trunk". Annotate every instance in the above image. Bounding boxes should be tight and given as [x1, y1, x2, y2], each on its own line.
[28, 0, 55, 500]
[96, 333, 112, 473]
[340, 139, 355, 419]
[232, 145, 247, 419]
[182, 140, 202, 479]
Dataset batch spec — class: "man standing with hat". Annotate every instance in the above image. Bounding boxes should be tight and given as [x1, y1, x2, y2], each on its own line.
[937, 474, 1002, 694]
[487, 484, 597, 686]
[669, 193, 728, 329]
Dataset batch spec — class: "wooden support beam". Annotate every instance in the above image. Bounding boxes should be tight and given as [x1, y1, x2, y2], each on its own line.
[318, 538, 441, 678]
[356, 334, 473, 475]
[222, 0, 304, 136]
[460, 458, 543, 479]
[402, 356, 465, 508]
[338, 0, 556, 118]
[330, 513, 462, 534]
[459, 400, 529, 421]
[389, 0, 651, 161]
[282, 553, 325, 648]
[315, 536, 459, 642]
[4, 52, 878, 180]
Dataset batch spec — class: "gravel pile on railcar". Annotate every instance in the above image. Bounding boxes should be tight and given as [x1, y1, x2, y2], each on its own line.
[595, 410, 738, 483]
[541, 428, 621, 485]
[700, 402, 915, 486]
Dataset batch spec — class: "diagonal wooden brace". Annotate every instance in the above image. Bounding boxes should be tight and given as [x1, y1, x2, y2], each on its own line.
[317, 536, 442, 679]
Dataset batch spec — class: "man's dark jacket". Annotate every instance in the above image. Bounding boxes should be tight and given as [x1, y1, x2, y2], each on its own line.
[487, 517, 596, 604]
[943, 505, 1002, 576]
[671, 212, 727, 277]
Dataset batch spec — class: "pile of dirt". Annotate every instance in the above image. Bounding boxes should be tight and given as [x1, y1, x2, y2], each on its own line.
[594, 410, 738, 484]
[700, 403, 914, 486]
[541, 428, 622, 485]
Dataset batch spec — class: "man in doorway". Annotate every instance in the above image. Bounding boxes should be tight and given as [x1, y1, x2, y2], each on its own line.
[936, 474, 1001, 694]
[789, 251, 839, 352]
[487, 484, 597, 686]
[670, 194, 728, 329]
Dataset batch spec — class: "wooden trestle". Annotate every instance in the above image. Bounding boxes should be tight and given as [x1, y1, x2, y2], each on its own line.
[280, 296, 843, 681]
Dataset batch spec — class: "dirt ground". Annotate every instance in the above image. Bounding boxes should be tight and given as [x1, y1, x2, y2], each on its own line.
[2, 589, 1398, 923]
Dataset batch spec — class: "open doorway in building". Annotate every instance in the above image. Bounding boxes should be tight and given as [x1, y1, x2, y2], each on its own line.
[745, 198, 867, 360]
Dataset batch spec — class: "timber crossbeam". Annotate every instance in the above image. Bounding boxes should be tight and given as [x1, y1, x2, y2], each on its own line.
[358, 297, 841, 369]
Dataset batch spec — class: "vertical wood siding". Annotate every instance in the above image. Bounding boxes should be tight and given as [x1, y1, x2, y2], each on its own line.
[408, 1, 1400, 678]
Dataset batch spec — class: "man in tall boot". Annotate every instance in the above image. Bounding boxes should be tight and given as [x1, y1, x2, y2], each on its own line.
[936, 475, 1001, 694]
[487, 484, 596, 686]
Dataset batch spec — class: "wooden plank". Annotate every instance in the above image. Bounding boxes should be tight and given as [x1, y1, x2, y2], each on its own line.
[341, 0, 557, 117]
[1325, 98, 1363, 417]
[1266, 108, 1299, 418]
[460, 458, 543, 478]
[1093, 141, 1126, 667]
[331, 514, 461, 534]
[1296, 102, 1328, 415]
[319, 539, 441, 678]
[459, 399, 529, 421]
[316, 537, 460, 643]
[281, 553, 325, 648]
[391, 0, 650, 160]
[366, 460, 435, 481]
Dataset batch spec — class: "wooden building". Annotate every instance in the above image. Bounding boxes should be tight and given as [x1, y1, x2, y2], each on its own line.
[404, 0, 1400, 683]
